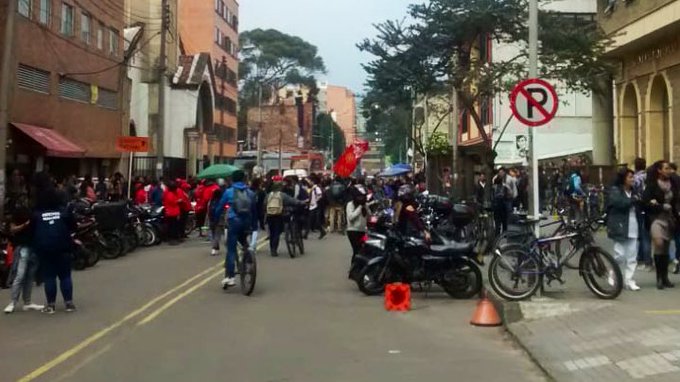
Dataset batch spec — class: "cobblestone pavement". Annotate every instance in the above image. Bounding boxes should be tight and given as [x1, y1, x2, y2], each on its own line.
[496, 231, 680, 381]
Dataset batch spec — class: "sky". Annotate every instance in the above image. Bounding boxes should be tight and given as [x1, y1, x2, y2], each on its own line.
[240, 0, 415, 94]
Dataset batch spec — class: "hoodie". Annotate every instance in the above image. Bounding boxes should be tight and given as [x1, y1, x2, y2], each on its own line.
[213, 182, 258, 231]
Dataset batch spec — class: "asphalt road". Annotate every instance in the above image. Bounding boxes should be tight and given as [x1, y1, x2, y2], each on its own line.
[1, 233, 545, 382]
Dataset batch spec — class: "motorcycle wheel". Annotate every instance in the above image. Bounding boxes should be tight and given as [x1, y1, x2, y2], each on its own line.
[72, 250, 87, 271]
[84, 243, 100, 267]
[357, 262, 387, 296]
[184, 215, 196, 236]
[100, 232, 124, 260]
[439, 259, 483, 299]
[140, 225, 157, 247]
[124, 229, 139, 253]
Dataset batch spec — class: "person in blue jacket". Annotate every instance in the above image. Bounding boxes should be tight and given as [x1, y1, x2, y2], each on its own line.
[212, 170, 258, 288]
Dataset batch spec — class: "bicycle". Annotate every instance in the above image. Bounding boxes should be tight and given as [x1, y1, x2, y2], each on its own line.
[284, 208, 305, 258]
[488, 217, 622, 301]
[223, 231, 257, 296]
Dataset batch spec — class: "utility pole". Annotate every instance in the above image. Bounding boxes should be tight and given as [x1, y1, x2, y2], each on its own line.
[528, 0, 540, 227]
[220, 55, 226, 163]
[0, 0, 17, 217]
[450, 86, 459, 199]
[256, 83, 263, 168]
[156, 0, 169, 178]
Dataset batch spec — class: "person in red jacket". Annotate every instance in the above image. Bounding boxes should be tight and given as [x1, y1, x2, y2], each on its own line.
[194, 180, 207, 236]
[176, 183, 192, 240]
[134, 183, 147, 205]
[163, 181, 182, 245]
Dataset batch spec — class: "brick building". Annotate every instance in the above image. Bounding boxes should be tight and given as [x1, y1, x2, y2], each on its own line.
[1, 0, 127, 177]
[247, 97, 314, 152]
[179, 0, 239, 160]
[322, 84, 356, 145]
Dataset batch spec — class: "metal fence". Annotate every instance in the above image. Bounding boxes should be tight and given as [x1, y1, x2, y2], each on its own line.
[132, 157, 187, 180]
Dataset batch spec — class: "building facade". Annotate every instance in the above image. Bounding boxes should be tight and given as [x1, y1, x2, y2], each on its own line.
[179, 0, 239, 160]
[323, 84, 356, 145]
[599, 0, 680, 165]
[1, 0, 127, 177]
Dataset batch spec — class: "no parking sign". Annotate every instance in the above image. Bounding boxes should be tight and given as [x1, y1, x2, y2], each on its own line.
[510, 78, 558, 127]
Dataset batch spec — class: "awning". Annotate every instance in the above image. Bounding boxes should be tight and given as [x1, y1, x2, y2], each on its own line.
[12, 123, 86, 158]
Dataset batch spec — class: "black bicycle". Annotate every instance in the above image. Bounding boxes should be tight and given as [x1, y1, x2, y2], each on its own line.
[235, 238, 257, 296]
[488, 217, 622, 301]
[284, 210, 305, 258]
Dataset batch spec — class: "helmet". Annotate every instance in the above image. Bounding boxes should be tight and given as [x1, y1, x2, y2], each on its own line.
[398, 184, 416, 202]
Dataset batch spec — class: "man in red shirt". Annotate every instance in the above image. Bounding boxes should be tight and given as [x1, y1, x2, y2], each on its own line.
[163, 181, 182, 245]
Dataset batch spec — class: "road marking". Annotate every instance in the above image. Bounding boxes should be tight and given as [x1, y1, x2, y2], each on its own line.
[18, 239, 268, 382]
[137, 239, 269, 326]
[645, 310, 680, 315]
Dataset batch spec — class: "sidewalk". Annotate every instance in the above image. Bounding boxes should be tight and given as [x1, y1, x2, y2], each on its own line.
[492, 232, 680, 381]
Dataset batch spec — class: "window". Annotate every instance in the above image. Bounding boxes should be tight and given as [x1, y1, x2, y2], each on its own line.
[17, 64, 50, 94]
[39, 0, 51, 25]
[80, 13, 90, 44]
[97, 88, 118, 110]
[461, 110, 469, 136]
[18, 0, 31, 18]
[58, 77, 89, 102]
[61, 3, 74, 36]
[109, 28, 119, 56]
[97, 23, 104, 50]
[214, 27, 220, 44]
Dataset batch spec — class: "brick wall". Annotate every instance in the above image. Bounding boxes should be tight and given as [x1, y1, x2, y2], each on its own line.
[248, 100, 314, 152]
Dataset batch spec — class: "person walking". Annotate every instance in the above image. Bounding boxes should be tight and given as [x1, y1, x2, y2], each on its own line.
[208, 187, 226, 256]
[265, 177, 301, 256]
[163, 181, 182, 245]
[346, 187, 368, 264]
[4, 205, 43, 313]
[632, 157, 653, 270]
[80, 175, 96, 203]
[642, 160, 679, 290]
[492, 171, 510, 236]
[327, 179, 346, 233]
[475, 172, 489, 208]
[309, 174, 327, 239]
[607, 169, 642, 291]
[31, 173, 77, 314]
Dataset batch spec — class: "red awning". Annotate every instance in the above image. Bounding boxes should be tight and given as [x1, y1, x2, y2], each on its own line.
[12, 123, 86, 158]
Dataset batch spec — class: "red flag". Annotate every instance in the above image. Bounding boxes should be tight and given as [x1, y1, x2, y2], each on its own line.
[333, 140, 369, 177]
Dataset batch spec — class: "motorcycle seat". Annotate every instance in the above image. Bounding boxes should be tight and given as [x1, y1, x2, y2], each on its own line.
[429, 242, 474, 256]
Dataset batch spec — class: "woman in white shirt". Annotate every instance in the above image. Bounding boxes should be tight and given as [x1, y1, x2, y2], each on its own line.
[606, 169, 642, 291]
[346, 186, 368, 262]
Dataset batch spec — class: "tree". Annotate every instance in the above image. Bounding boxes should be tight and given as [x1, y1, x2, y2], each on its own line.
[238, 29, 326, 143]
[358, 0, 613, 165]
[239, 29, 326, 105]
[314, 113, 346, 161]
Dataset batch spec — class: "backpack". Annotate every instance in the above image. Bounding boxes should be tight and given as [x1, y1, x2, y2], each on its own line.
[233, 188, 252, 216]
[565, 174, 577, 195]
[266, 191, 284, 216]
[330, 181, 345, 202]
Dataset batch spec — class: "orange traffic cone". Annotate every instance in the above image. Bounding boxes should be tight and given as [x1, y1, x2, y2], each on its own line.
[470, 289, 502, 327]
[385, 283, 411, 311]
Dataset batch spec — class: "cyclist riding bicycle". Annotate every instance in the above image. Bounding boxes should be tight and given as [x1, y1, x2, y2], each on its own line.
[213, 170, 258, 288]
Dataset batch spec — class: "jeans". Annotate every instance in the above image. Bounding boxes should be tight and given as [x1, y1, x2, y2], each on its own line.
[347, 231, 365, 257]
[225, 218, 248, 278]
[310, 208, 326, 236]
[9, 246, 39, 304]
[41, 252, 73, 305]
[494, 203, 508, 236]
[211, 224, 224, 251]
[637, 225, 652, 265]
[267, 215, 284, 254]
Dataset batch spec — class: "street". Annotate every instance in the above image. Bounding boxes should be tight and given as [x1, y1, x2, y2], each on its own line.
[1, 234, 544, 382]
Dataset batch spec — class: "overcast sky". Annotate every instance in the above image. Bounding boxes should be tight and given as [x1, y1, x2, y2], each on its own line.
[240, 0, 415, 94]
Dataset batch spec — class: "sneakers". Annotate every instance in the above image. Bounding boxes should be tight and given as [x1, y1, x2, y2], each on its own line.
[4, 302, 15, 314]
[211, 249, 219, 256]
[319, 231, 327, 240]
[221, 277, 236, 288]
[65, 302, 77, 312]
[626, 281, 641, 291]
[42, 305, 56, 315]
[22, 303, 44, 311]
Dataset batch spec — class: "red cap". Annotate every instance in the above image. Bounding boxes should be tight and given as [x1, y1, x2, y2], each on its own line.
[272, 175, 283, 182]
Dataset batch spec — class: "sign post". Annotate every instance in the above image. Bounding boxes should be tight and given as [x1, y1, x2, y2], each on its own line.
[116, 136, 150, 198]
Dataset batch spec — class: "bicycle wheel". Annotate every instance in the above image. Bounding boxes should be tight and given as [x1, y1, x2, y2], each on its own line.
[552, 226, 581, 270]
[297, 225, 305, 255]
[239, 249, 257, 296]
[581, 247, 622, 299]
[285, 221, 297, 258]
[488, 245, 542, 301]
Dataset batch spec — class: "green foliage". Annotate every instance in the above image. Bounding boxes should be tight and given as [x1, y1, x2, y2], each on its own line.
[426, 132, 452, 156]
[238, 29, 326, 139]
[358, 0, 614, 151]
[314, 113, 347, 161]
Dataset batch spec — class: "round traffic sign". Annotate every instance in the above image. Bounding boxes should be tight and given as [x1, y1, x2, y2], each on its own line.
[510, 78, 558, 127]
